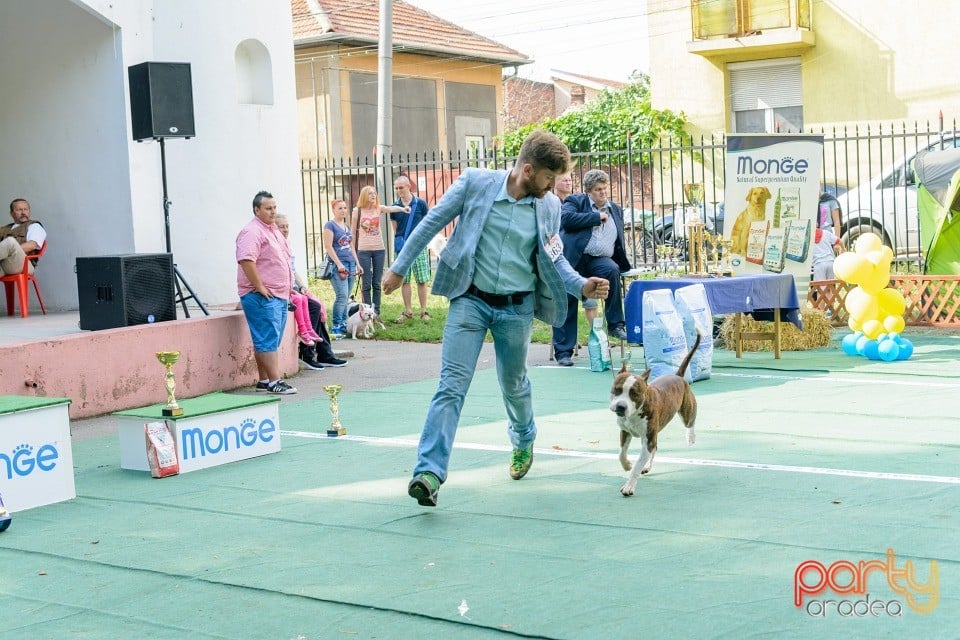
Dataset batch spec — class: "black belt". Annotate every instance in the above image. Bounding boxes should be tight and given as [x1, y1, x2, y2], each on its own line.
[466, 284, 531, 307]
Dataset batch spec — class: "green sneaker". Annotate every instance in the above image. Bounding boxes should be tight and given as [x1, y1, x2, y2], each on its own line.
[408, 472, 441, 507]
[509, 445, 534, 480]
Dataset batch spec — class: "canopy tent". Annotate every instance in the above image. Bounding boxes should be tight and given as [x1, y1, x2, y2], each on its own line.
[913, 147, 960, 274]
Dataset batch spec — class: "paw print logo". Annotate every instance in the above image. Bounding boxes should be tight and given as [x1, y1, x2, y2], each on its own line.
[782, 156, 794, 164]
[239, 418, 258, 446]
[11, 443, 36, 477]
[13, 443, 33, 456]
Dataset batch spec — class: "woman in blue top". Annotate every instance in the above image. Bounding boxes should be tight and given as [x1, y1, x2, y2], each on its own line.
[323, 198, 363, 336]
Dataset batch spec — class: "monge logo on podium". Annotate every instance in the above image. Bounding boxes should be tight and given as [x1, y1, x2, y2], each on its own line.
[179, 417, 276, 460]
[0, 441, 60, 479]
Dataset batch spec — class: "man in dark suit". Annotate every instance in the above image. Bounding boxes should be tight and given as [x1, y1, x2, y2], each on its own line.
[552, 169, 632, 366]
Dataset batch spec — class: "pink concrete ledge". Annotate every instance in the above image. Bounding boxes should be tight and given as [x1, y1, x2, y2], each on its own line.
[0, 311, 297, 419]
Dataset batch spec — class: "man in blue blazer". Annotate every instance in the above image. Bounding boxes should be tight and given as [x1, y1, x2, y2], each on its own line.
[552, 169, 632, 366]
[383, 131, 610, 506]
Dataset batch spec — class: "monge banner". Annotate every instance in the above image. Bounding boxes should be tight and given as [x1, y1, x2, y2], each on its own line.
[725, 134, 824, 278]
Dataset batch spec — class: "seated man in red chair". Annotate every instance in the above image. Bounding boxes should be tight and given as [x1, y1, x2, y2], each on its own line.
[1, 198, 46, 275]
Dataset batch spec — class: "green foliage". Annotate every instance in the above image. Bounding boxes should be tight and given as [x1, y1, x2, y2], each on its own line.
[498, 76, 688, 163]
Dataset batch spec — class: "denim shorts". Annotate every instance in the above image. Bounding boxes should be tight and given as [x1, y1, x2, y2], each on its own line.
[240, 292, 288, 352]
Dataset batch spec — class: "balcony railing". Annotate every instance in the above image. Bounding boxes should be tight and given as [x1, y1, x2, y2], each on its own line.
[691, 0, 811, 40]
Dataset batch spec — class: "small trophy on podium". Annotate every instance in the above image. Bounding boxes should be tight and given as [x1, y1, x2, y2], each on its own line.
[156, 351, 184, 417]
[323, 384, 345, 437]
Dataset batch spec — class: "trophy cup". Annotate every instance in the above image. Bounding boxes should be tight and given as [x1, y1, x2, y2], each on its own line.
[323, 384, 346, 437]
[682, 183, 707, 275]
[156, 351, 184, 417]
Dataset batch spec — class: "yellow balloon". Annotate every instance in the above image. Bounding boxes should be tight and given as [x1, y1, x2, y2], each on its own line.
[883, 315, 906, 334]
[848, 317, 863, 332]
[844, 287, 879, 322]
[854, 232, 883, 254]
[865, 250, 886, 266]
[859, 267, 891, 294]
[876, 288, 906, 316]
[834, 252, 871, 284]
[879, 245, 894, 265]
[862, 319, 883, 339]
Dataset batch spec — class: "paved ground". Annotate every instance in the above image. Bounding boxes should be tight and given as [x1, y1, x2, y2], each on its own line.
[70, 338, 555, 440]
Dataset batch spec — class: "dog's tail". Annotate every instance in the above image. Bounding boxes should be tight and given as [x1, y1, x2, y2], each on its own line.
[675, 331, 702, 378]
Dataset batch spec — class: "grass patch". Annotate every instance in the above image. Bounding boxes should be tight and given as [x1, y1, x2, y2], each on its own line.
[306, 278, 595, 345]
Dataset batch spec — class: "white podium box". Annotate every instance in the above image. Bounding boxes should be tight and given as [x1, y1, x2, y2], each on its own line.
[0, 396, 74, 513]
[114, 392, 281, 474]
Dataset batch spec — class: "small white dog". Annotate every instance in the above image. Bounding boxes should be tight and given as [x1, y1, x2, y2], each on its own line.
[345, 300, 385, 339]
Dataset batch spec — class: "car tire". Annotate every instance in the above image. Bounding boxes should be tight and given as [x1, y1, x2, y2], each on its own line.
[841, 221, 890, 251]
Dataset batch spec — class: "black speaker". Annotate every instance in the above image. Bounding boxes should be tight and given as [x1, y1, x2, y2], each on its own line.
[76, 254, 177, 330]
[128, 62, 195, 141]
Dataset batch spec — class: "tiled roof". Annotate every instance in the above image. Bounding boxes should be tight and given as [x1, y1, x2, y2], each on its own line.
[292, 0, 531, 66]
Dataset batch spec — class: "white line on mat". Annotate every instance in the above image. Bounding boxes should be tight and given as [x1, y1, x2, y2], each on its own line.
[280, 431, 960, 485]
[712, 372, 960, 388]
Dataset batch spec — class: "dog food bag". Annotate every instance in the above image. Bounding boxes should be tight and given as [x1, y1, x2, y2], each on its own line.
[785, 219, 812, 262]
[145, 421, 180, 478]
[780, 188, 801, 224]
[587, 317, 612, 372]
[763, 227, 786, 273]
[641, 289, 690, 381]
[746, 220, 769, 265]
[674, 284, 714, 382]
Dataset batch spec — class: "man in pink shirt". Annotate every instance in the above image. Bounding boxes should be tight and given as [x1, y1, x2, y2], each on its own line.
[236, 191, 297, 394]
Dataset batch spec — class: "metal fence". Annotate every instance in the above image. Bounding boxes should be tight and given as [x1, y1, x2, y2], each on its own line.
[301, 118, 959, 276]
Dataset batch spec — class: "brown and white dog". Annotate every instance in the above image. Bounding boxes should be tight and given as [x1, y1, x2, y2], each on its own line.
[729, 186, 772, 256]
[608, 333, 701, 496]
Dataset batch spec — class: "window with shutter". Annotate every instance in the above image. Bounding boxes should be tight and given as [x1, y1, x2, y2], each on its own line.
[729, 58, 802, 133]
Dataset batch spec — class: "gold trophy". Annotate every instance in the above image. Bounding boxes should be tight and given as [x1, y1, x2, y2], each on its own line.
[323, 384, 345, 437]
[156, 351, 184, 417]
[682, 183, 708, 275]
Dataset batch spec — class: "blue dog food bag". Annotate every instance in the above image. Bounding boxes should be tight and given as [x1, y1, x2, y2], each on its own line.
[641, 289, 690, 381]
[674, 283, 714, 381]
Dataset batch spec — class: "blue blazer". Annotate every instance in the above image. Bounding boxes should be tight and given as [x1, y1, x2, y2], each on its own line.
[392, 169, 586, 327]
[560, 193, 632, 273]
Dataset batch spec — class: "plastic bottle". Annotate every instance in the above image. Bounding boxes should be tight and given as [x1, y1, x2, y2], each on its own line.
[0, 493, 11, 533]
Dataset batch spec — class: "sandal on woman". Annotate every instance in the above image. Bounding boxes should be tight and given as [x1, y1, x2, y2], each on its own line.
[394, 311, 414, 324]
[420, 311, 432, 321]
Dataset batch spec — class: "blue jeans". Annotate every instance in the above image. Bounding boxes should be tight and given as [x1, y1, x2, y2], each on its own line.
[330, 259, 357, 328]
[357, 249, 385, 314]
[413, 292, 537, 483]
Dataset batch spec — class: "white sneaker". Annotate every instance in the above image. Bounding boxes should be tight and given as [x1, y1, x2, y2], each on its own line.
[267, 380, 297, 395]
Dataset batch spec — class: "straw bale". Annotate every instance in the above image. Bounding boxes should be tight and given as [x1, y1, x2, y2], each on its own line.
[718, 307, 833, 352]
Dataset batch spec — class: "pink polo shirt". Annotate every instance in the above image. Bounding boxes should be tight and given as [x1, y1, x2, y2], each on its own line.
[235, 216, 293, 298]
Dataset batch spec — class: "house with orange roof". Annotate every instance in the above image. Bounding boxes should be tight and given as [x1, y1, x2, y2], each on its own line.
[292, 0, 531, 162]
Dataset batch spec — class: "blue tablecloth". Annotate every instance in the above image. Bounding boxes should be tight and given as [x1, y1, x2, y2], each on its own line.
[624, 274, 802, 344]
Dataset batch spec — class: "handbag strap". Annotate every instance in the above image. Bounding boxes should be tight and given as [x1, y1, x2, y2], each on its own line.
[399, 199, 416, 239]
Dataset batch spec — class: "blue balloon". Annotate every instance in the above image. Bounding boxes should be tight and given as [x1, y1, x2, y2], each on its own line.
[841, 333, 860, 355]
[878, 340, 900, 361]
[855, 336, 870, 355]
[863, 340, 881, 360]
[877, 333, 889, 342]
[896, 339, 914, 360]
[888, 332, 900, 343]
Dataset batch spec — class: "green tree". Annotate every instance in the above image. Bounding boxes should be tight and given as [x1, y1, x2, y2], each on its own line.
[497, 76, 688, 163]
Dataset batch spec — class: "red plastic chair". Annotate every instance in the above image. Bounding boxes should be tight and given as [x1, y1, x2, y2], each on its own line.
[1, 241, 47, 317]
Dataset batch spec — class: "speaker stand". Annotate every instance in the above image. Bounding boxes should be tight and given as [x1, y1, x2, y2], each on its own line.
[159, 137, 209, 318]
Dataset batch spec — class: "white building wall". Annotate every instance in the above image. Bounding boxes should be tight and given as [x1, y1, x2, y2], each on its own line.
[0, 0, 300, 310]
